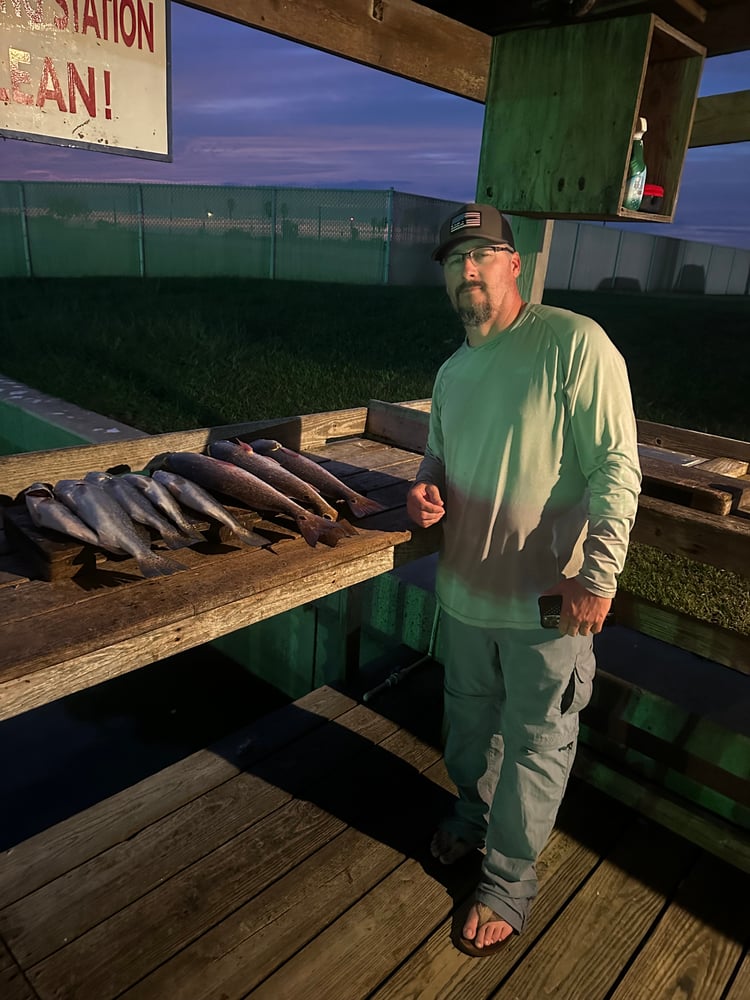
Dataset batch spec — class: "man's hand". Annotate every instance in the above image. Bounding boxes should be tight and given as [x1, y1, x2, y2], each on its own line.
[406, 482, 445, 528]
[543, 578, 612, 637]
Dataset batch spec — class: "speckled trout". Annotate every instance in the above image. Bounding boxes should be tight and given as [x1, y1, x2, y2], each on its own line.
[84, 471, 195, 550]
[24, 482, 100, 547]
[152, 470, 269, 548]
[54, 479, 185, 578]
[153, 452, 357, 548]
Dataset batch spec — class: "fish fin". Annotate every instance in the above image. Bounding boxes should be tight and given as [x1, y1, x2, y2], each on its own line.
[233, 526, 269, 548]
[106, 463, 131, 475]
[347, 495, 387, 518]
[161, 528, 198, 550]
[295, 515, 320, 548]
[136, 550, 186, 578]
[301, 514, 357, 548]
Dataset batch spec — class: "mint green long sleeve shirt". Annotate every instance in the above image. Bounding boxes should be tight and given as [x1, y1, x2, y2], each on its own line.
[416, 303, 642, 628]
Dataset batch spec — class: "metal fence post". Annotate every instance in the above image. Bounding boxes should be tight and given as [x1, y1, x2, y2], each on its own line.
[270, 188, 277, 280]
[137, 184, 146, 277]
[382, 187, 394, 285]
[18, 182, 33, 277]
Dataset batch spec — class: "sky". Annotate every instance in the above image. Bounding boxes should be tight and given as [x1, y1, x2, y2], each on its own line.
[1, 2, 750, 249]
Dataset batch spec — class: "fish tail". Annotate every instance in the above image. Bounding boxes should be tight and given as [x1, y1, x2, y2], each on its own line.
[347, 494, 386, 518]
[233, 525, 269, 548]
[136, 550, 186, 578]
[296, 514, 322, 548]
[161, 526, 198, 550]
[297, 513, 357, 548]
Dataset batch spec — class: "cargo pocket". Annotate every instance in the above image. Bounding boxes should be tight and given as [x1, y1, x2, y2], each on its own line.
[560, 643, 596, 717]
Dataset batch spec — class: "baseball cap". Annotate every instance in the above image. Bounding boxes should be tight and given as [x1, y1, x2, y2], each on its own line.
[432, 203, 516, 261]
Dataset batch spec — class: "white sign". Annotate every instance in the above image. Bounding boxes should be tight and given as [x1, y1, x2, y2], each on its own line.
[0, 0, 171, 159]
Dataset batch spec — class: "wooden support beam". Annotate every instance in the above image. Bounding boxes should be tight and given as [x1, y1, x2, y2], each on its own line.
[636, 420, 750, 464]
[615, 590, 750, 676]
[186, 0, 491, 101]
[190, 2, 748, 147]
[573, 745, 750, 872]
[583, 672, 749, 807]
[689, 89, 750, 147]
[632, 494, 750, 579]
[0, 407, 369, 499]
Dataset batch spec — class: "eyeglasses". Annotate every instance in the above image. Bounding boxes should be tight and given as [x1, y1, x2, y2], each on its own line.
[441, 245, 514, 270]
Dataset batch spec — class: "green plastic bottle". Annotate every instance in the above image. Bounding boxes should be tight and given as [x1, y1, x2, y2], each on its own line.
[623, 117, 648, 210]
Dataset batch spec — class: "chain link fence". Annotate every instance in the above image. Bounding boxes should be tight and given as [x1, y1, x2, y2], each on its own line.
[0, 181, 747, 293]
[0, 181, 459, 285]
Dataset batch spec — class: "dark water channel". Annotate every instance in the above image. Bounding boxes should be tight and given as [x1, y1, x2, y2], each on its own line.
[0, 647, 290, 850]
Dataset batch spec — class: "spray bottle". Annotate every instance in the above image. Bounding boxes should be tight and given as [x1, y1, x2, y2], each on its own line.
[623, 117, 648, 210]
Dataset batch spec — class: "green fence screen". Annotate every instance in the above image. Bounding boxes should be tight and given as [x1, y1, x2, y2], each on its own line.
[0, 181, 457, 285]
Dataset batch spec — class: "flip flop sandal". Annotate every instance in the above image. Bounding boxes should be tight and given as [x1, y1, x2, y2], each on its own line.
[457, 902, 515, 958]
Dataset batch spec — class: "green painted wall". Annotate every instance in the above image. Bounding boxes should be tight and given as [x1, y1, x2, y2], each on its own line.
[0, 397, 89, 455]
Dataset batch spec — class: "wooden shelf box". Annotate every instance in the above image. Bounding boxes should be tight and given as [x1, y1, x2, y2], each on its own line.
[477, 14, 706, 222]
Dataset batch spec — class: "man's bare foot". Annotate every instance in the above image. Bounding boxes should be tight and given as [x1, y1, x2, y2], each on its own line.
[430, 830, 475, 865]
[461, 902, 514, 952]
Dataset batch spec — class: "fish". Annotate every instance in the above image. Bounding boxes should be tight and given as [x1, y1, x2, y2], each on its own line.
[208, 439, 340, 520]
[151, 469, 269, 548]
[153, 452, 357, 548]
[83, 471, 197, 550]
[120, 473, 205, 542]
[24, 482, 100, 547]
[250, 439, 386, 518]
[54, 479, 186, 578]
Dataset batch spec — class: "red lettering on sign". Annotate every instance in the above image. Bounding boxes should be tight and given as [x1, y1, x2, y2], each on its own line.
[23, 0, 43, 25]
[37, 56, 67, 111]
[103, 68, 111, 118]
[119, 0, 136, 47]
[68, 62, 96, 116]
[10, 48, 34, 105]
[81, 0, 101, 37]
[53, 0, 69, 29]
[138, 0, 153, 53]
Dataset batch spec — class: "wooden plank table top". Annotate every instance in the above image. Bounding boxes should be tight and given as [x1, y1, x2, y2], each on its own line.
[0, 677, 747, 1000]
[2, 402, 749, 720]
[0, 413, 436, 722]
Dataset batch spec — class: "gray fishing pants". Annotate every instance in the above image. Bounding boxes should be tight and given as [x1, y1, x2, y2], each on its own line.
[439, 612, 596, 933]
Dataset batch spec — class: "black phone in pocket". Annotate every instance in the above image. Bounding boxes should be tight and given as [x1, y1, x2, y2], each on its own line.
[538, 594, 615, 629]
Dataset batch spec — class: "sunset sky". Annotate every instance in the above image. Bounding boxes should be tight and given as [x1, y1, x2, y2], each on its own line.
[2, 2, 749, 249]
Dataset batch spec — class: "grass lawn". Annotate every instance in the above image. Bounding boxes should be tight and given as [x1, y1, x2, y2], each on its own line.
[1, 277, 749, 634]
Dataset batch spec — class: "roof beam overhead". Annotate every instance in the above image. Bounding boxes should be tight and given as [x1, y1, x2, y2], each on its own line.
[185, 0, 491, 101]
[689, 90, 750, 147]
[187, 0, 750, 146]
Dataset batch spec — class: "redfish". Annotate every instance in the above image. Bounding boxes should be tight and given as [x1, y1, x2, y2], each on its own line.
[250, 439, 385, 518]
[208, 439, 339, 521]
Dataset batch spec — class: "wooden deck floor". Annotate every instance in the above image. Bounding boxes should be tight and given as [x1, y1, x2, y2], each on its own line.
[1, 666, 749, 1000]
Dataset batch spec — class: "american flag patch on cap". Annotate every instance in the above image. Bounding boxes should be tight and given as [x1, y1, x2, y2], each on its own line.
[450, 211, 481, 233]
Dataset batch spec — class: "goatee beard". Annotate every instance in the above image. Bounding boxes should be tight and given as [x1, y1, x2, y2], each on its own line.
[457, 301, 493, 326]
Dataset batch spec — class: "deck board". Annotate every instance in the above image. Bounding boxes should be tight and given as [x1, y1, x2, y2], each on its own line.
[608, 853, 750, 1000]
[2, 670, 746, 1000]
[0, 686, 354, 907]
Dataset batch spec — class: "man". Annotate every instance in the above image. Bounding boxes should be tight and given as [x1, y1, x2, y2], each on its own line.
[407, 203, 641, 956]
